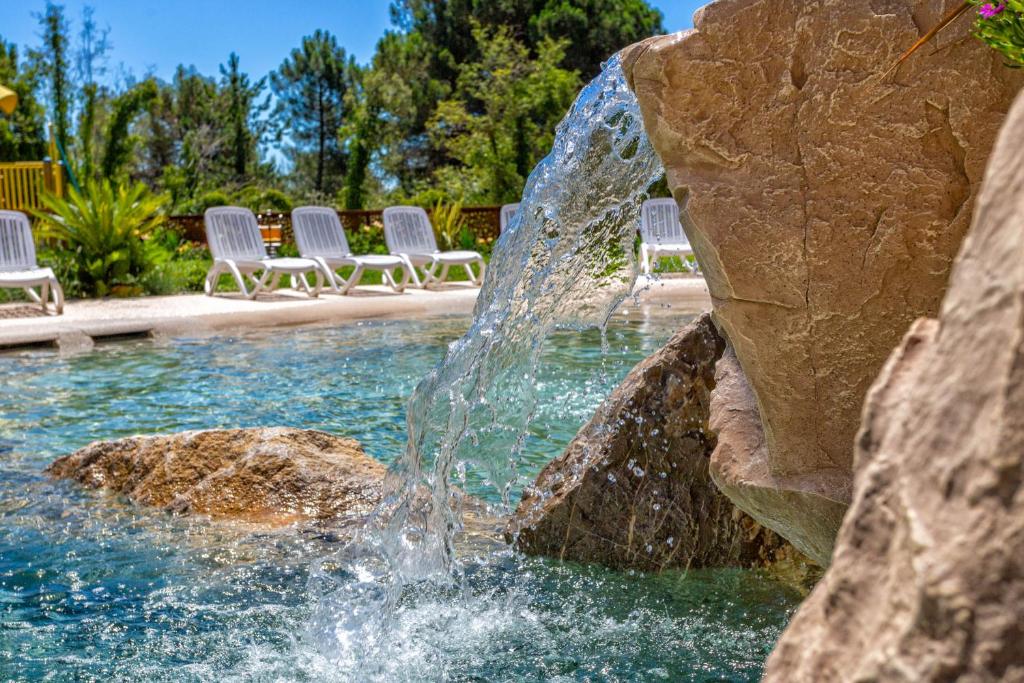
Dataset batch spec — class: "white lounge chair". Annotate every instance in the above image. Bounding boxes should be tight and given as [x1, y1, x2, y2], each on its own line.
[203, 206, 322, 299]
[382, 206, 485, 288]
[500, 202, 520, 233]
[639, 198, 697, 275]
[0, 210, 64, 314]
[292, 206, 410, 295]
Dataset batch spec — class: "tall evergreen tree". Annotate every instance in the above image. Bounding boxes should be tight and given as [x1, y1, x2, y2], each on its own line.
[75, 5, 110, 179]
[100, 78, 157, 180]
[219, 52, 267, 180]
[36, 2, 72, 151]
[271, 30, 354, 197]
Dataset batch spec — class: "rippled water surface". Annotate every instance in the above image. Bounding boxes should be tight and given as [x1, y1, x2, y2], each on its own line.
[0, 315, 799, 681]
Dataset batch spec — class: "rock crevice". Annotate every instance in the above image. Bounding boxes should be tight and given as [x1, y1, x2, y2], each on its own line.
[623, 0, 1023, 564]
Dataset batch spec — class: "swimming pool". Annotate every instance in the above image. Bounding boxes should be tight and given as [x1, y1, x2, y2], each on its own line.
[0, 315, 799, 681]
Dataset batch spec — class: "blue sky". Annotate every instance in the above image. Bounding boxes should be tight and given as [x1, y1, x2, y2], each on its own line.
[0, 1, 703, 84]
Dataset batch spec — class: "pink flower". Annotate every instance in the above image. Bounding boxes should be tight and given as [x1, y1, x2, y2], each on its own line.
[979, 2, 1007, 19]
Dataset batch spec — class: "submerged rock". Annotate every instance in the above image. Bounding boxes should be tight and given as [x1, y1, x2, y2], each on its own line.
[509, 314, 792, 572]
[764, 89, 1024, 682]
[47, 428, 386, 527]
[623, 0, 1023, 564]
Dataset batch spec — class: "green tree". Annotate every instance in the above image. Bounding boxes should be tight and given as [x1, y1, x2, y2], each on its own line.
[271, 30, 355, 197]
[75, 5, 110, 179]
[100, 79, 158, 180]
[219, 52, 267, 180]
[529, 0, 664, 77]
[0, 38, 47, 160]
[35, 2, 73, 152]
[428, 24, 579, 203]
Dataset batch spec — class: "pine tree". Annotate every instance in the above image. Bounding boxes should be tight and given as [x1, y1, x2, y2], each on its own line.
[36, 3, 72, 152]
[219, 52, 267, 180]
[271, 30, 354, 197]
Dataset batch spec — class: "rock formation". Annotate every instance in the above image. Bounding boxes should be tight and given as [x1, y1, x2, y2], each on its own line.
[763, 87, 1024, 683]
[47, 428, 386, 526]
[623, 0, 1023, 564]
[509, 314, 792, 572]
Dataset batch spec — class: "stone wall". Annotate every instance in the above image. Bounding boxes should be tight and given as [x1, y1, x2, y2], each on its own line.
[623, 0, 1023, 564]
[764, 87, 1024, 683]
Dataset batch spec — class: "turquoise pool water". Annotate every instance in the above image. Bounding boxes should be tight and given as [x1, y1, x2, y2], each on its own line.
[0, 315, 799, 681]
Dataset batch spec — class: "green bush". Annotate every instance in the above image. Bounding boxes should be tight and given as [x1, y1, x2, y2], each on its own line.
[32, 180, 167, 297]
[972, 2, 1024, 66]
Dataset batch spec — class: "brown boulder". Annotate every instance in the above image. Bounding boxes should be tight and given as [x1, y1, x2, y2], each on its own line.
[509, 313, 791, 572]
[47, 428, 385, 527]
[764, 89, 1024, 682]
[624, 0, 1023, 564]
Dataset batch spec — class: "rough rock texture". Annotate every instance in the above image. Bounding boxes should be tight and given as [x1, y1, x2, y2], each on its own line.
[764, 89, 1024, 682]
[509, 314, 791, 572]
[623, 0, 1023, 564]
[47, 428, 386, 526]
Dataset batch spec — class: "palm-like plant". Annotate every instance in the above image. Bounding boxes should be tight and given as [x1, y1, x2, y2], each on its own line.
[431, 200, 467, 251]
[32, 180, 167, 297]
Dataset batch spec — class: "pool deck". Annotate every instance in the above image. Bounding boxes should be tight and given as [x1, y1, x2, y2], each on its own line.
[0, 276, 711, 351]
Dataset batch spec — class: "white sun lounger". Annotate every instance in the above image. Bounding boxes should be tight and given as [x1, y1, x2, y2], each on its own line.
[0, 210, 64, 314]
[500, 202, 520, 233]
[203, 206, 322, 299]
[639, 198, 697, 275]
[292, 206, 410, 295]
[382, 206, 485, 288]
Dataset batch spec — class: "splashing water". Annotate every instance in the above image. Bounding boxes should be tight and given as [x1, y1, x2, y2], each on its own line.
[310, 54, 666, 669]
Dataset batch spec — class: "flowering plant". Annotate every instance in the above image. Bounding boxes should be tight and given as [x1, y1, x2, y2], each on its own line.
[887, 1, 1024, 75]
[970, 1, 1024, 66]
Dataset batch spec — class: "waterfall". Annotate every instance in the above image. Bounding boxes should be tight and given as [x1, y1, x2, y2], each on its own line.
[308, 53, 665, 675]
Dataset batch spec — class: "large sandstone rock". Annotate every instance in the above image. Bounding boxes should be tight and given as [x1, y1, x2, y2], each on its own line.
[47, 428, 386, 526]
[509, 314, 792, 572]
[624, 0, 1023, 564]
[764, 89, 1024, 682]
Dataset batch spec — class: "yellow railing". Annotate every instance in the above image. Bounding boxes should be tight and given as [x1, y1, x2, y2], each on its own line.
[0, 160, 63, 211]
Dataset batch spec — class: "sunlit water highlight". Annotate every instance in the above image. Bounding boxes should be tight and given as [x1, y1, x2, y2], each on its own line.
[0, 55, 801, 682]
[307, 56, 684, 672]
[0, 318, 799, 681]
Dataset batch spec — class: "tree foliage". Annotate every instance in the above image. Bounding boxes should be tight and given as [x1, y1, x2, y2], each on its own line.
[6, 0, 664, 211]
[0, 38, 47, 161]
[428, 25, 579, 203]
[271, 30, 356, 197]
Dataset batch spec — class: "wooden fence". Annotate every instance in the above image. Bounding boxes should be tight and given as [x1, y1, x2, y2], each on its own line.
[0, 161, 63, 211]
[166, 205, 504, 247]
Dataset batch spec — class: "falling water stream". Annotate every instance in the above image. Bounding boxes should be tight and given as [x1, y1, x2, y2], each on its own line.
[0, 53, 800, 683]
[309, 54, 677, 674]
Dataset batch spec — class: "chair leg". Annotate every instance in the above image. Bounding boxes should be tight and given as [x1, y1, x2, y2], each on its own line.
[432, 263, 449, 288]
[392, 266, 410, 293]
[640, 245, 651, 275]
[51, 278, 64, 315]
[225, 262, 255, 298]
[340, 265, 363, 295]
[301, 270, 322, 297]
[269, 272, 282, 291]
[39, 281, 50, 312]
[204, 264, 223, 296]
[403, 257, 425, 288]
[22, 286, 42, 305]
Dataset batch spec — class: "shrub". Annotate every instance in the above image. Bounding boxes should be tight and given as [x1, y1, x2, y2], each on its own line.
[33, 180, 167, 297]
[431, 200, 467, 251]
[971, 1, 1024, 66]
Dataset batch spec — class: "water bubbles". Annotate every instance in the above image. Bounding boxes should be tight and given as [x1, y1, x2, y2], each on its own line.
[607, 473, 617, 484]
